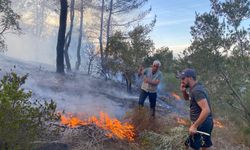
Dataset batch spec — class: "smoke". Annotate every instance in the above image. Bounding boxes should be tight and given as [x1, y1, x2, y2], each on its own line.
[0, 55, 136, 119]
[5, 33, 56, 65]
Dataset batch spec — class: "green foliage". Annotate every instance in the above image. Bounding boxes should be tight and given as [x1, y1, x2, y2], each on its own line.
[211, 0, 250, 28]
[107, 31, 130, 73]
[0, 72, 60, 149]
[107, 24, 154, 93]
[179, 0, 250, 126]
[144, 47, 174, 73]
[0, 0, 20, 51]
[161, 72, 179, 93]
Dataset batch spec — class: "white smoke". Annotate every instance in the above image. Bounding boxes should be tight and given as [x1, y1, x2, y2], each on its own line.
[5, 33, 56, 65]
[0, 55, 137, 119]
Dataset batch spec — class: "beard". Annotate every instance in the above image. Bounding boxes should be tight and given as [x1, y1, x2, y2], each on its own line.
[181, 81, 190, 89]
[185, 82, 190, 89]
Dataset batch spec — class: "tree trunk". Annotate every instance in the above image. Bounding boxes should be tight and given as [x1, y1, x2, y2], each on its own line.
[75, 0, 83, 70]
[35, 0, 45, 36]
[105, 0, 113, 58]
[64, 0, 75, 72]
[56, 0, 67, 74]
[87, 58, 92, 75]
[124, 73, 132, 93]
[127, 80, 132, 94]
[99, 0, 106, 76]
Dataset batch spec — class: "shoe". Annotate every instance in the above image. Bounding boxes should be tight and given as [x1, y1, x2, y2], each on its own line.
[151, 108, 155, 117]
[138, 105, 143, 110]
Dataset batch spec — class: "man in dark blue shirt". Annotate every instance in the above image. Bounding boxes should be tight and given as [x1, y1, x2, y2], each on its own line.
[179, 68, 213, 150]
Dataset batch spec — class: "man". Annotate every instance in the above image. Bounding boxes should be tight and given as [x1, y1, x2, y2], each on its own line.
[138, 60, 162, 117]
[179, 68, 213, 150]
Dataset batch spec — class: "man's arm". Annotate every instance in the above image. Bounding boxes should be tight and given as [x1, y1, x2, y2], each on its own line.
[189, 99, 211, 135]
[144, 72, 161, 85]
[145, 78, 160, 85]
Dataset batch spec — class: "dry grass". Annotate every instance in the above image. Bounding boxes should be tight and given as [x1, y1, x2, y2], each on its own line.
[139, 126, 188, 150]
[57, 108, 250, 150]
[123, 107, 189, 150]
[124, 107, 165, 133]
[212, 119, 250, 150]
[125, 107, 250, 150]
[60, 124, 140, 150]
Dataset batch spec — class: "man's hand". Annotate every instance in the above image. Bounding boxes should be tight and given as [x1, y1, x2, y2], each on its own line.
[144, 78, 160, 86]
[180, 82, 186, 92]
[144, 77, 149, 83]
[189, 124, 197, 135]
[180, 82, 189, 100]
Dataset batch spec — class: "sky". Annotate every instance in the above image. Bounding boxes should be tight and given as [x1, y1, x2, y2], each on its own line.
[146, 0, 211, 54]
[4, 0, 212, 64]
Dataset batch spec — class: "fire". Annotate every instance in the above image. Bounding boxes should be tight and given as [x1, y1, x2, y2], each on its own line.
[176, 117, 224, 128]
[176, 117, 190, 126]
[172, 92, 181, 100]
[60, 112, 135, 141]
[213, 119, 224, 128]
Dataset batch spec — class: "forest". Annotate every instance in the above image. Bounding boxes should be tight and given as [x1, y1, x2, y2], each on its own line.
[0, 0, 250, 149]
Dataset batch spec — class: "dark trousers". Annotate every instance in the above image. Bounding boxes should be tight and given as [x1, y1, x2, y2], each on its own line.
[185, 117, 213, 149]
[138, 89, 157, 111]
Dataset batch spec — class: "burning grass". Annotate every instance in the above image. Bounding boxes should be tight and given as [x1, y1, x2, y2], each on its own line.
[59, 112, 140, 150]
[56, 108, 250, 150]
[213, 119, 224, 128]
[124, 107, 250, 150]
[211, 118, 250, 149]
[60, 112, 135, 141]
[58, 107, 183, 150]
[61, 124, 131, 150]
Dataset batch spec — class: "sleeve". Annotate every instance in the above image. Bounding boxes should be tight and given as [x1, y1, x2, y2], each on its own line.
[156, 72, 162, 81]
[192, 90, 206, 102]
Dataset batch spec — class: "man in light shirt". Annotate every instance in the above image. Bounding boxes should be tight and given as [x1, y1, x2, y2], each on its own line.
[138, 60, 162, 117]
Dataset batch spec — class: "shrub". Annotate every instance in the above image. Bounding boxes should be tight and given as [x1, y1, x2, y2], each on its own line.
[0, 72, 60, 149]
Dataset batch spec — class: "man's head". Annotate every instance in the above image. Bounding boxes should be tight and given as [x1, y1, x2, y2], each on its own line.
[152, 60, 161, 73]
[179, 68, 196, 88]
[180, 68, 196, 80]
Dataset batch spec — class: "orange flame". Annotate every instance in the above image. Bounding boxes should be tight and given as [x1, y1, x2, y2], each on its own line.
[176, 117, 224, 128]
[176, 117, 190, 126]
[213, 119, 224, 128]
[172, 92, 181, 100]
[60, 112, 135, 141]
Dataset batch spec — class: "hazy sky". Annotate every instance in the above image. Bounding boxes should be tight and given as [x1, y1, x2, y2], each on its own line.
[146, 0, 211, 54]
[4, 0, 212, 64]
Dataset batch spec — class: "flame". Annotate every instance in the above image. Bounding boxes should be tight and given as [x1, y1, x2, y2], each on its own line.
[60, 112, 135, 141]
[213, 119, 224, 128]
[176, 117, 224, 128]
[172, 92, 181, 100]
[176, 117, 190, 126]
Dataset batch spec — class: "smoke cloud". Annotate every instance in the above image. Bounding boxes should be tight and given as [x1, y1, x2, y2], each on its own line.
[0, 55, 137, 119]
[5, 33, 56, 65]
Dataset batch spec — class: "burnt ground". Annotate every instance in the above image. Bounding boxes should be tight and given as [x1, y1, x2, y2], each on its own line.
[1, 55, 249, 150]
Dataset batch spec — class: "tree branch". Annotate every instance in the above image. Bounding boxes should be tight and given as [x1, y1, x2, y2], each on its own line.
[220, 70, 250, 117]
